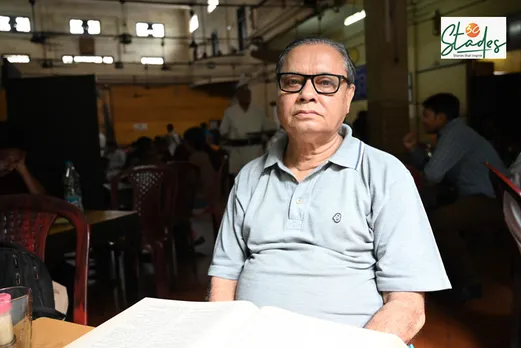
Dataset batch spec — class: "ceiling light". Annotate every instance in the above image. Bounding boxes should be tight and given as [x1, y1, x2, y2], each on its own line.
[0, 16, 11, 32]
[87, 20, 101, 35]
[62, 55, 74, 64]
[15, 17, 31, 32]
[102, 56, 114, 64]
[141, 57, 164, 65]
[3, 54, 30, 63]
[344, 10, 366, 27]
[74, 56, 103, 63]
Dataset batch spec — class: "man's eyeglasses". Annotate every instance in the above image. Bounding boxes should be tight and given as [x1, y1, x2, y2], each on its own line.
[277, 73, 351, 95]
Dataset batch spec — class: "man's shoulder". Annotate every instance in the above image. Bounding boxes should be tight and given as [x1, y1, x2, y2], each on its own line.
[360, 143, 412, 182]
[234, 154, 269, 191]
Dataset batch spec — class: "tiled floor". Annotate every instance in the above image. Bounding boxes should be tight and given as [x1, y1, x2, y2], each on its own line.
[88, 218, 515, 348]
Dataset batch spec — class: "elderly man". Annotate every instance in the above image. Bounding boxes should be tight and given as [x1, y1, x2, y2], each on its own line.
[219, 81, 273, 177]
[208, 37, 450, 343]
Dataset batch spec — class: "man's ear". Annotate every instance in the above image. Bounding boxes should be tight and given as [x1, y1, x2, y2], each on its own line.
[436, 112, 448, 124]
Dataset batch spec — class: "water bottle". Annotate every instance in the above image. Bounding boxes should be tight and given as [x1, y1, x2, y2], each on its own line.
[63, 161, 84, 211]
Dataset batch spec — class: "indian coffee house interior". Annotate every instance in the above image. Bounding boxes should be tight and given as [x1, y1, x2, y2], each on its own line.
[0, 0, 521, 346]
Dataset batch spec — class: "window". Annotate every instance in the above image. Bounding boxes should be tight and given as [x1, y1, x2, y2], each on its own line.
[69, 19, 101, 35]
[189, 13, 199, 33]
[2, 54, 30, 63]
[208, 0, 219, 13]
[136, 22, 165, 38]
[62, 55, 113, 64]
[0, 16, 31, 32]
[140, 57, 164, 65]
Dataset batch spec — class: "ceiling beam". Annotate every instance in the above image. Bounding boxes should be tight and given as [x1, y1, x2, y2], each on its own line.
[83, 0, 303, 8]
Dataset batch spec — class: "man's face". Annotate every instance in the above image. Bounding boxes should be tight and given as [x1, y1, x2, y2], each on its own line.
[422, 108, 446, 134]
[277, 44, 355, 137]
[236, 87, 251, 106]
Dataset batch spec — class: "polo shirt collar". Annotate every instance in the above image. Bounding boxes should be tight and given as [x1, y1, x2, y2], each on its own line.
[264, 124, 364, 171]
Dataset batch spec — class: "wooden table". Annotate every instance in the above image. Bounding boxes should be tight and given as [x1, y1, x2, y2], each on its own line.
[50, 210, 137, 235]
[33, 318, 92, 347]
[46, 210, 142, 306]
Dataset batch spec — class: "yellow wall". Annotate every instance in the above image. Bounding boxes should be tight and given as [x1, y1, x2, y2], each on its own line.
[108, 85, 230, 145]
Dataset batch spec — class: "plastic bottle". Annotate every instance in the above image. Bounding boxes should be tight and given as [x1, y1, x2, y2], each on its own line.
[63, 161, 84, 211]
[0, 293, 14, 347]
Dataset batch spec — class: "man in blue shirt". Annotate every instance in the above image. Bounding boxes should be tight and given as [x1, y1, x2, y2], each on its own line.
[209, 37, 450, 344]
[404, 93, 507, 301]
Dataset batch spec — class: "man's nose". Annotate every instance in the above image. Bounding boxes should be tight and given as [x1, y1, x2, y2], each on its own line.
[298, 79, 317, 102]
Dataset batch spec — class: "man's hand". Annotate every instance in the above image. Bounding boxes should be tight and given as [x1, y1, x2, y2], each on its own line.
[364, 292, 425, 344]
[0, 149, 25, 176]
[403, 132, 418, 151]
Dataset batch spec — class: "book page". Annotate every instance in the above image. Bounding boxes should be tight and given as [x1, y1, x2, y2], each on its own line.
[65, 298, 259, 348]
[228, 306, 407, 348]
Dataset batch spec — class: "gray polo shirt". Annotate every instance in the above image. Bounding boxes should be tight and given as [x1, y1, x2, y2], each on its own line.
[209, 124, 451, 327]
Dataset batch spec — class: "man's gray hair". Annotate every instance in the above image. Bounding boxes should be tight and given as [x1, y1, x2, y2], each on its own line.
[275, 37, 356, 84]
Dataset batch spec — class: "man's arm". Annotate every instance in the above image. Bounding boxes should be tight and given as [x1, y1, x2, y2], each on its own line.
[207, 181, 248, 299]
[369, 165, 451, 342]
[207, 277, 238, 301]
[17, 163, 45, 195]
[364, 292, 425, 343]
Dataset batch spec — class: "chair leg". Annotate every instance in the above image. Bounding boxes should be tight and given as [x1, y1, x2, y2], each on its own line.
[116, 250, 128, 308]
[150, 241, 170, 299]
[109, 248, 121, 312]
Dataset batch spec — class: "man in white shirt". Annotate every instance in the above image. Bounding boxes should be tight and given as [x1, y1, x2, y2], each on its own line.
[219, 82, 273, 176]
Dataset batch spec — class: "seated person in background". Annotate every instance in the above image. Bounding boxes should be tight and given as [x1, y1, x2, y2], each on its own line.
[153, 136, 173, 163]
[125, 137, 161, 168]
[0, 148, 45, 195]
[200, 122, 214, 146]
[183, 127, 217, 209]
[403, 93, 507, 301]
[105, 141, 127, 181]
[209, 37, 450, 344]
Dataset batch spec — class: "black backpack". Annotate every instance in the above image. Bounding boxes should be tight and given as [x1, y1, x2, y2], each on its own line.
[0, 241, 66, 320]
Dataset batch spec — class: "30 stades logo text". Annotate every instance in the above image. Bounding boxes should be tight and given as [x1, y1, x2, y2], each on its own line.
[440, 17, 507, 59]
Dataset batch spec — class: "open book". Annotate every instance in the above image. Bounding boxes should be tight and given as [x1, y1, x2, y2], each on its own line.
[66, 298, 407, 348]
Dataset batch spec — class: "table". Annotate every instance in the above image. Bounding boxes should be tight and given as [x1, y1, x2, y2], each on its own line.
[50, 210, 137, 235]
[32, 318, 92, 347]
[47, 210, 142, 307]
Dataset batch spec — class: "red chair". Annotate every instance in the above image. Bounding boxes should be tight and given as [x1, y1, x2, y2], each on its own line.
[0, 194, 90, 325]
[111, 165, 176, 298]
[485, 162, 521, 348]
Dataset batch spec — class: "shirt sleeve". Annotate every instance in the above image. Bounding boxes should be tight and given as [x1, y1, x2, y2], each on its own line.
[371, 169, 452, 292]
[424, 131, 466, 183]
[208, 182, 248, 280]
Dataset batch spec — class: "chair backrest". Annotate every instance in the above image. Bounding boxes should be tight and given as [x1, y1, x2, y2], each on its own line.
[112, 165, 175, 237]
[485, 162, 521, 207]
[486, 162, 521, 250]
[0, 194, 90, 325]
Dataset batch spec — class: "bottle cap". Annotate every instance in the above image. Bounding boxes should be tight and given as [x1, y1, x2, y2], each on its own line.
[0, 293, 12, 314]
